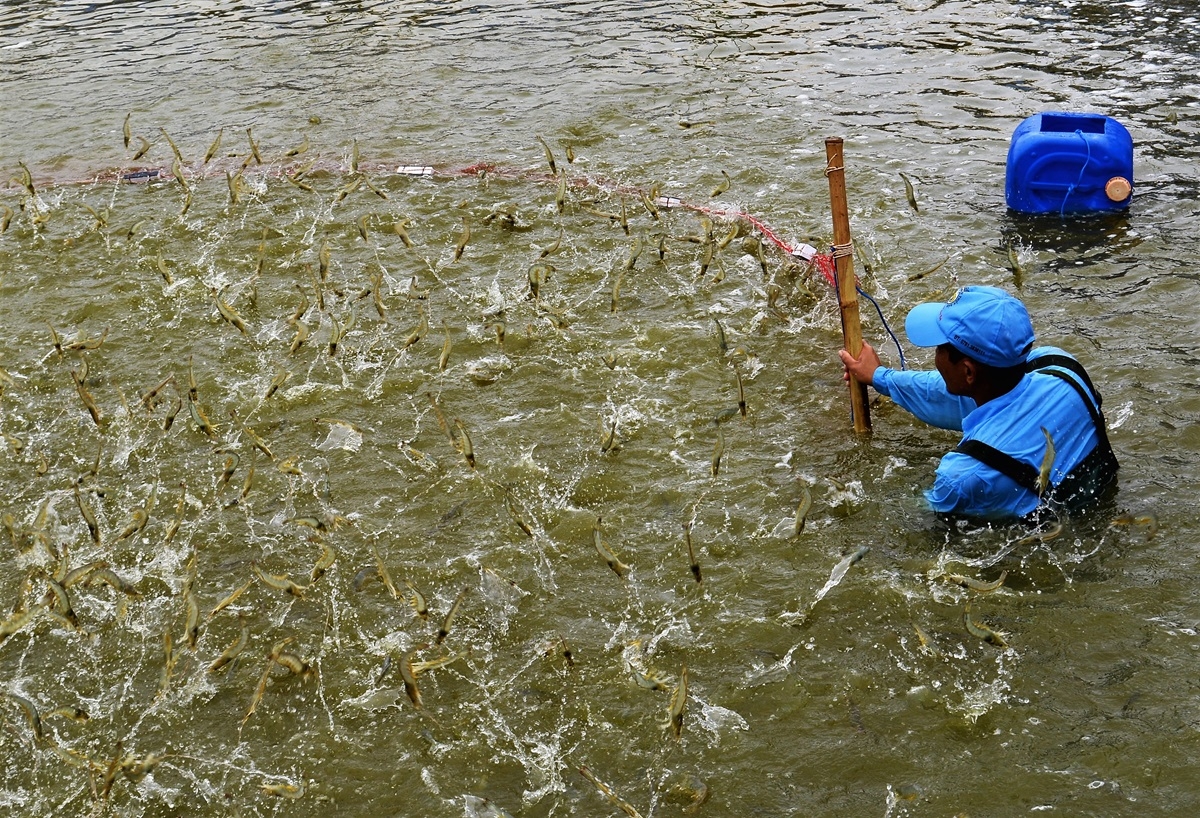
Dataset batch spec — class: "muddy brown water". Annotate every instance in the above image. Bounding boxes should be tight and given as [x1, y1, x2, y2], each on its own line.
[1, 2, 1198, 816]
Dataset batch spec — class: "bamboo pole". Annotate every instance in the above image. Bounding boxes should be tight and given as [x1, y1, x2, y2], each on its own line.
[825, 137, 871, 433]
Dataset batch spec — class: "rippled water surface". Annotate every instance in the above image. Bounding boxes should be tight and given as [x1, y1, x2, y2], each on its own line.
[2, 1, 1199, 816]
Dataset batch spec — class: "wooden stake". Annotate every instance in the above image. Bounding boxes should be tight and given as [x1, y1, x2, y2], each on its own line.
[825, 137, 871, 433]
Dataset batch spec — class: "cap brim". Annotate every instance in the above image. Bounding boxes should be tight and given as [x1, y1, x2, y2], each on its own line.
[905, 302, 949, 348]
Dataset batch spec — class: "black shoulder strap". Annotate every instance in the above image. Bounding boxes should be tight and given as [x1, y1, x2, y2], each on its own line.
[1025, 354, 1102, 408]
[954, 439, 1040, 493]
[1039, 369, 1114, 454]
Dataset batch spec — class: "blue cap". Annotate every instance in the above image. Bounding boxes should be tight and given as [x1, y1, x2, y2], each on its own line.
[904, 286, 1034, 368]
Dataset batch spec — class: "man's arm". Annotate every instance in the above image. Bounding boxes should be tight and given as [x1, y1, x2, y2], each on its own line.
[839, 343, 975, 431]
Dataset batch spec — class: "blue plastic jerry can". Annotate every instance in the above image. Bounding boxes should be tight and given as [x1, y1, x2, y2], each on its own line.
[1005, 112, 1133, 215]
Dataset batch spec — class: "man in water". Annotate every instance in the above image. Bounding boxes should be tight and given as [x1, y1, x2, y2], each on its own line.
[838, 285, 1118, 521]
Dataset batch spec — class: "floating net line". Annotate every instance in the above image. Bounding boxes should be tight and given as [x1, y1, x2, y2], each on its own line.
[11, 152, 910, 366]
[19, 155, 837, 286]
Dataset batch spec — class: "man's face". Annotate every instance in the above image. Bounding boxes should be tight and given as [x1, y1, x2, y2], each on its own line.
[935, 344, 972, 396]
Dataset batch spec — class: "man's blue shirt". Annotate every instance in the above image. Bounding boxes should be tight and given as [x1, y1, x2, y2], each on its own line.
[871, 347, 1103, 519]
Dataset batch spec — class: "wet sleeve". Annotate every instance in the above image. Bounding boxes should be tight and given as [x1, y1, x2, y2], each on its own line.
[872, 368, 975, 432]
[925, 452, 1039, 520]
[924, 473, 964, 514]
